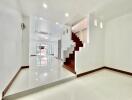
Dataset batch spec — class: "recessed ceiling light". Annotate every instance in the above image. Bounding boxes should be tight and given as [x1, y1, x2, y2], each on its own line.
[56, 22, 59, 25]
[100, 21, 103, 29]
[65, 13, 69, 17]
[39, 17, 43, 20]
[43, 73, 48, 77]
[94, 19, 98, 27]
[43, 3, 48, 8]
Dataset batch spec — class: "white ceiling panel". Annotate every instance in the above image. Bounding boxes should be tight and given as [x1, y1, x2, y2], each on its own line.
[17, 0, 132, 24]
[18, 0, 107, 24]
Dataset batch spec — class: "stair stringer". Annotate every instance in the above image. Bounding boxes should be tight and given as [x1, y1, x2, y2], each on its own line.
[74, 42, 88, 73]
[63, 41, 75, 62]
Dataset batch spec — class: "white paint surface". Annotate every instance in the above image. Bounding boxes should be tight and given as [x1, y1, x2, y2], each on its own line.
[1, 0, 132, 98]
[75, 15, 104, 74]
[19, 0, 113, 24]
[76, 29, 88, 43]
[22, 16, 30, 66]
[0, 1, 22, 99]
[105, 13, 132, 72]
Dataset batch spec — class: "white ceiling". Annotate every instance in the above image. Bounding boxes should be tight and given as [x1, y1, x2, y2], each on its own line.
[94, 0, 132, 22]
[1, 0, 132, 25]
[19, 0, 113, 25]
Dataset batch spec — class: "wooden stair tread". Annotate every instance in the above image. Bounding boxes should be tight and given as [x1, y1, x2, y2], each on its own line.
[64, 32, 83, 74]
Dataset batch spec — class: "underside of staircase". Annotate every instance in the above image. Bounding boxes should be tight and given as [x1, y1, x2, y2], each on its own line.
[64, 32, 83, 74]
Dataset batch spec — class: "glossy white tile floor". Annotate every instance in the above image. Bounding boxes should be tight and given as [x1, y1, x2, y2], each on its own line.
[5, 69, 132, 100]
[5, 56, 75, 97]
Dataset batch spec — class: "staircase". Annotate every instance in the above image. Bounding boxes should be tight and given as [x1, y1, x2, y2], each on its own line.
[64, 32, 83, 74]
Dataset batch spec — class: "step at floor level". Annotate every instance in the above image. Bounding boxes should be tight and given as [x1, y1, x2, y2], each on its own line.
[4, 58, 76, 98]
[4, 69, 132, 100]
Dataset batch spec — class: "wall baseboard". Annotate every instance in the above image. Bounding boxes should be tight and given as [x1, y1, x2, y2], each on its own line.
[21, 66, 29, 69]
[77, 67, 104, 77]
[64, 65, 76, 74]
[2, 66, 29, 98]
[2, 65, 132, 99]
[103, 66, 132, 76]
[77, 66, 132, 77]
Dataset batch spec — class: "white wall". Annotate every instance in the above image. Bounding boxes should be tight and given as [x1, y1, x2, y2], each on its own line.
[61, 26, 73, 60]
[75, 15, 104, 74]
[105, 13, 132, 72]
[0, 1, 22, 98]
[75, 12, 132, 74]
[76, 29, 88, 43]
[22, 16, 29, 66]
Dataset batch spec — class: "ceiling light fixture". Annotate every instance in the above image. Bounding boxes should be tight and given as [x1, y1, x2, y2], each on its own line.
[65, 13, 69, 17]
[39, 17, 44, 20]
[94, 19, 98, 27]
[100, 21, 103, 29]
[43, 73, 48, 77]
[43, 3, 48, 8]
[56, 22, 59, 25]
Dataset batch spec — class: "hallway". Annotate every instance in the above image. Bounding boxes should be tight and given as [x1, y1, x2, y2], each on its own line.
[1, 0, 132, 99]
[5, 69, 132, 100]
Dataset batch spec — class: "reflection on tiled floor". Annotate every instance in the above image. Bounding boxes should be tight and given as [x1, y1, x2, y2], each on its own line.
[5, 69, 132, 100]
[5, 56, 75, 97]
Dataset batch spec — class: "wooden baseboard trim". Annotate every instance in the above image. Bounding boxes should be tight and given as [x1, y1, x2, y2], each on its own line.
[103, 66, 132, 76]
[63, 65, 76, 74]
[21, 66, 29, 69]
[2, 66, 29, 98]
[77, 66, 132, 78]
[2, 66, 132, 99]
[77, 67, 105, 77]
